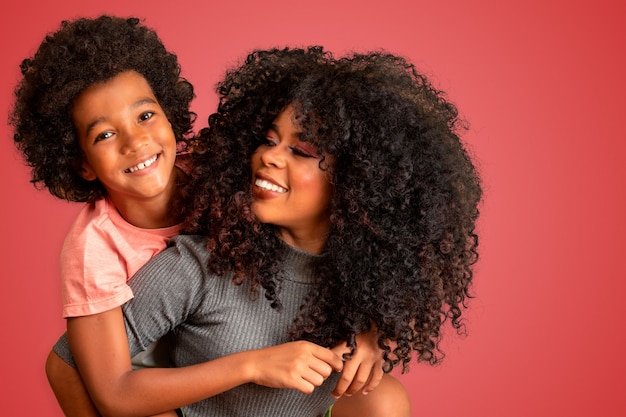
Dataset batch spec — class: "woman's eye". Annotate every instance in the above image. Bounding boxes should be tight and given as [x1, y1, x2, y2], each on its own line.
[261, 135, 278, 146]
[291, 147, 316, 158]
[292, 142, 319, 158]
[254, 137, 273, 151]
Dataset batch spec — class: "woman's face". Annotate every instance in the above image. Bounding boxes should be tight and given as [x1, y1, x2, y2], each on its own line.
[250, 106, 333, 254]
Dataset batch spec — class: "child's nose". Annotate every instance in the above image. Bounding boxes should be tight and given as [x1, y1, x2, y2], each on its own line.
[121, 127, 149, 153]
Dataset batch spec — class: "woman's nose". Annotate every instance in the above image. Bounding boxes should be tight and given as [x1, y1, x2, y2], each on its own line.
[260, 145, 286, 168]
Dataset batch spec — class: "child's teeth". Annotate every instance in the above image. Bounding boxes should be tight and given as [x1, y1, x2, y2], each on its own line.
[127, 155, 158, 173]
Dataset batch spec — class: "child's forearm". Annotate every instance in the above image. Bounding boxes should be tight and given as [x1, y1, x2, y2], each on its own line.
[65, 307, 261, 417]
[62, 337, 341, 416]
[56, 348, 245, 416]
[89, 342, 342, 417]
[46, 350, 181, 417]
[99, 351, 262, 417]
[45, 350, 101, 417]
[66, 306, 343, 416]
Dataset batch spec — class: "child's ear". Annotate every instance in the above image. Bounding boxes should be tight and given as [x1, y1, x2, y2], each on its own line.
[78, 160, 97, 181]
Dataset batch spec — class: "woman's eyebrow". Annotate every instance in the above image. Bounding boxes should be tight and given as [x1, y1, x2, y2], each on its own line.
[269, 123, 302, 139]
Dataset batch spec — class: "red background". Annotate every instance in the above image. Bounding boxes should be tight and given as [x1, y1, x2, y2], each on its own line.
[1, 0, 624, 415]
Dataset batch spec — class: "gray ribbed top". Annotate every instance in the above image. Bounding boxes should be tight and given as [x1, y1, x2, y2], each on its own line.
[55, 234, 338, 416]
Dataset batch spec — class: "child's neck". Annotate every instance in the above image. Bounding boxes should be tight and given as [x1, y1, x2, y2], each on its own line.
[113, 197, 179, 229]
[107, 172, 181, 229]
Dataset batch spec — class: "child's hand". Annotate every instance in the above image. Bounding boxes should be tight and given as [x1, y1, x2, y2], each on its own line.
[330, 327, 384, 398]
[248, 341, 344, 395]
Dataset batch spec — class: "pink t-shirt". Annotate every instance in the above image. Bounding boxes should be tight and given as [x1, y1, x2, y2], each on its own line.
[60, 197, 181, 318]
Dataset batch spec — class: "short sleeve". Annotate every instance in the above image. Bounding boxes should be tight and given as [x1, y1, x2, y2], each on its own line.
[60, 202, 133, 317]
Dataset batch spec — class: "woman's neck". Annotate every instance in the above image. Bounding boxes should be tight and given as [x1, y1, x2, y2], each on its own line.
[278, 228, 328, 255]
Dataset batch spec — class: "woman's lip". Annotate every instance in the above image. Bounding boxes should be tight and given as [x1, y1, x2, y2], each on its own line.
[254, 172, 288, 192]
[254, 178, 288, 193]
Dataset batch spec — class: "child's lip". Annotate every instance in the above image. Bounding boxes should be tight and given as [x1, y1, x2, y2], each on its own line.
[124, 153, 159, 173]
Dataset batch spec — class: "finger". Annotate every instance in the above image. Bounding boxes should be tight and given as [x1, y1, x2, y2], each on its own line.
[343, 364, 372, 396]
[332, 359, 358, 398]
[308, 357, 335, 380]
[331, 341, 351, 358]
[299, 365, 329, 392]
[292, 376, 317, 395]
[312, 346, 344, 372]
[361, 365, 384, 395]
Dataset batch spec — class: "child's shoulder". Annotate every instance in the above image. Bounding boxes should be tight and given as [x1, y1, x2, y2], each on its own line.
[61, 199, 125, 263]
[69, 198, 110, 227]
[63, 198, 113, 239]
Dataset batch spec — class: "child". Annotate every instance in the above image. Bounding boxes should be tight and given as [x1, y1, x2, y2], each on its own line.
[51, 46, 481, 416]
[12, 19, 396, 417]
[10, 14, 195, 417]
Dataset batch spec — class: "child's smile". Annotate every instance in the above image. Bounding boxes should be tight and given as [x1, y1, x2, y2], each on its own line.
[124, 153, 160, 174]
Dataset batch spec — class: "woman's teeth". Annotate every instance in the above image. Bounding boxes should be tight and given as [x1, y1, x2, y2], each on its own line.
[126, 155, 158, 173]
[255, 179, 287, 193]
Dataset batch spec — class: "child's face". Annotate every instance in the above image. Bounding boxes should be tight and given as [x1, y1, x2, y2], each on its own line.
[250, 106, 333, 254]
[72, 71, 177, 206]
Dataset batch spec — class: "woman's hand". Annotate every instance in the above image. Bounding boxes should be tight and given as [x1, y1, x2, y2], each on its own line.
[330, 327, 385, 398]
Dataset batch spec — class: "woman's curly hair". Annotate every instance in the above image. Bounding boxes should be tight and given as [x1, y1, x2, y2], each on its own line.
[184, 47, 482, 372]
[9, 15, 195, 202]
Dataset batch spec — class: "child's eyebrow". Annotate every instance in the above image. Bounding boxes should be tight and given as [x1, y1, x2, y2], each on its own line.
[83, 97, 158, 137]
[84, 117, 106, 137]
[132, 97, 159, 108]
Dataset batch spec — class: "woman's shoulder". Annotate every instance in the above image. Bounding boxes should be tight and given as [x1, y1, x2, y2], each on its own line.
[160, 234, 210, 264]
[130, 234, 214, 296]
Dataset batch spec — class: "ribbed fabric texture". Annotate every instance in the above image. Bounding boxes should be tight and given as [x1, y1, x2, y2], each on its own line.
[54, 235, 338, 416]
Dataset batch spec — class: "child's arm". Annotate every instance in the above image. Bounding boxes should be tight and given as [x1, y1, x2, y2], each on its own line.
[45, 351, 102, 417]
[330, 326, 385, 398]
[61, 306, 343, 417]
[47, 352, 181, 417]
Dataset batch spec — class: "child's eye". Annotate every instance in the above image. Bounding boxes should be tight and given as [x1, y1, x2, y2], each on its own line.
[94, 131, 113, 142]
[139, 111, 154, 121]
